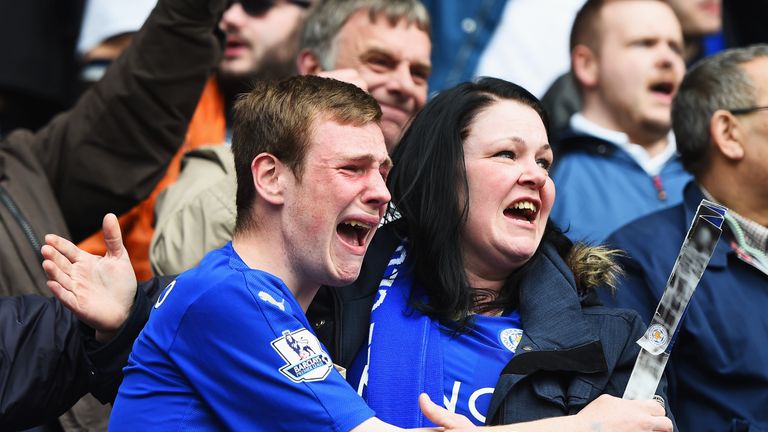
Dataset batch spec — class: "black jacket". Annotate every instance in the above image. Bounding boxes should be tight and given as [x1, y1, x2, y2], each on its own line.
[307, 225, 673, 426]
[0, 0, 222, 299]
[0, 277, 171, 430]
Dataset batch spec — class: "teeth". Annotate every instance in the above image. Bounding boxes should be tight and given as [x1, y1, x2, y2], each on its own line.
[510, 201, 538, 213]
[343, 221, 371, 229]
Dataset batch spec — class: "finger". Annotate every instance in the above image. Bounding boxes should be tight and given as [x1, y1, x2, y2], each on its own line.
[418, 394, 470, 429]
[41, 244, 74, 276]
[643, 399, 666, 416]
[102, 213, 125, 257]
[44, 233, 81, 263]
[652, 417, 673, 432]
[47, 280, 80, 313]
[42, 257, 75, 291]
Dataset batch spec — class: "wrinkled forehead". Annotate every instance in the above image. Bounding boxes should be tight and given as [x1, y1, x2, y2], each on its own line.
[332, 9, 431, 54]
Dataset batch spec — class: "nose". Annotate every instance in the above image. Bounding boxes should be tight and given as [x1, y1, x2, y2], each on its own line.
[518, 161, 548, 189]
[363, 170, 392, 210]
[386, 63, 418, 101]
[219, 2, 246, 31]
[657, 43, 682, 70]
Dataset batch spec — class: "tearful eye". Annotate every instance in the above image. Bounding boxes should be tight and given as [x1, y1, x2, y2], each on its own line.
[341, 165, 363, 174]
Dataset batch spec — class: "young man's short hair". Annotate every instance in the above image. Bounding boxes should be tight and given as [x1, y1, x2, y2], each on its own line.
[231, 75, 381, 232]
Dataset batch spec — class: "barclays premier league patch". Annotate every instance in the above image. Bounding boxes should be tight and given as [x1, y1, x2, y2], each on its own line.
[499, 328, 523, 353]
[271, 329, 333, 383]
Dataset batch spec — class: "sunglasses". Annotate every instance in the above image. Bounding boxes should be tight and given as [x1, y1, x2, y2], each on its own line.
[227, 0, 312, 16]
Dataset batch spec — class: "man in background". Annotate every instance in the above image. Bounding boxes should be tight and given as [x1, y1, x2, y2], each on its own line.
[549, 0, 691, 242]
[602, 44, 768, 432]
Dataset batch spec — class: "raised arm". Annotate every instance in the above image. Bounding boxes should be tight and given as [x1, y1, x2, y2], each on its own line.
[29, 0, 225, 242]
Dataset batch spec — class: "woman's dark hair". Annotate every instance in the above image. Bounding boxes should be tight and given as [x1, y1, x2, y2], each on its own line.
[387, 77, 568, 327]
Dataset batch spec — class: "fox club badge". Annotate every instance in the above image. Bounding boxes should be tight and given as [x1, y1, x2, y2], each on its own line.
[499, 328, 524, 353]
[271, 329, 333, 383]
[646, 324, 669, 347]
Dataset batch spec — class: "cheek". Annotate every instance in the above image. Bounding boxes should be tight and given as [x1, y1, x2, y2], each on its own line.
[541, 179, 556, 218]
[414, 87, 428, 108]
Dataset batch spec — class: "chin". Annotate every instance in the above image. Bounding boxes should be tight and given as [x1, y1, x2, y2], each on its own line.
[326, 265, 363, 287]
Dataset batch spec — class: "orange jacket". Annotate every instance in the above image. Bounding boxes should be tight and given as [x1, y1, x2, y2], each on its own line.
[78, 76, 227, 280]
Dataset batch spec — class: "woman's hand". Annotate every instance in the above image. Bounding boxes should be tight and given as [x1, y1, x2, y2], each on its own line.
[574, 394, 672, 432]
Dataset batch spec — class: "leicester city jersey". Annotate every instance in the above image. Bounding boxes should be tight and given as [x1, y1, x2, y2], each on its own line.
[109, 243, 374, 431]
[440, 312, 523, 425]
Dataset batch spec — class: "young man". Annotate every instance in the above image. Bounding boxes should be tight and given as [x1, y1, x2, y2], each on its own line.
[549, 0, 692, 242]
[602, 44, 768, 432]
[106, 75, 421, 430]
[150, 0, 432, 275]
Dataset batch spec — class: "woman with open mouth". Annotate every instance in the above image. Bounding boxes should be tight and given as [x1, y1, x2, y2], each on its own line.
[335, 77, 674, 431]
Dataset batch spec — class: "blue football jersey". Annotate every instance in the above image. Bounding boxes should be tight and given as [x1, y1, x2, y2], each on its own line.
[109, 243, 374, 431]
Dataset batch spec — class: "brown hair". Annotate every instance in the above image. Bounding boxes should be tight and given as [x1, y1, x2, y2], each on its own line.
[570, 0, 666, 53]
[231, 75, 381, 232]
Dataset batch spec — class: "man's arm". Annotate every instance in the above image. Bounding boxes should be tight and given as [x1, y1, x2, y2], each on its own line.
[0, 296, 87, 430]
[29, 0, 224, 242]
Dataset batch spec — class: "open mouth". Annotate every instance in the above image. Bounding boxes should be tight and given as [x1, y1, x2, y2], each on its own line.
[503, 200, 539, 223]
[336, 220, 373, 247]
[649, 81, 675, 97]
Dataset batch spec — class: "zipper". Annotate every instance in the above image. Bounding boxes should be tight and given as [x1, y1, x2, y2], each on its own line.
[0, 185, 44, 262]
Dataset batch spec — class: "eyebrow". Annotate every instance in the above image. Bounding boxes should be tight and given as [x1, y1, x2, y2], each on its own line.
[505, 136, 551, 151]
[335, 154, 393, 169]
[362, 47, 432, 74]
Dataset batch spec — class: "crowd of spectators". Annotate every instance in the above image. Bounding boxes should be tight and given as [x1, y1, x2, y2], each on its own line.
[0, 0, 766, 431]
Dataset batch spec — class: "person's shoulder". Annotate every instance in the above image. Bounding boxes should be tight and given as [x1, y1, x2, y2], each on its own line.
[607, 203, 687, 255]
[156, 245, 243, 308]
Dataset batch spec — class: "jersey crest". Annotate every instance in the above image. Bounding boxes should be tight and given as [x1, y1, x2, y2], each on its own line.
[498, 328, 523, 353]
[271, 329, 333, 383]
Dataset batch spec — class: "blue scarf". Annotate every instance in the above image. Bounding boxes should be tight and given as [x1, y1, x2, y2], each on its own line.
[360, 243, 443, 427]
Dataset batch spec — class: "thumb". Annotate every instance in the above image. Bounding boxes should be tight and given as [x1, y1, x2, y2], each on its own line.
[419, 393, 471, 429]
[102, 213, 125, 257]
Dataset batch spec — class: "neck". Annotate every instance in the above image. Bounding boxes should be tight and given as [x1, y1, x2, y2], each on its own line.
[580, 105, 670, 156]
[232, 231, 319, 312]
[699, 171, 768, 227]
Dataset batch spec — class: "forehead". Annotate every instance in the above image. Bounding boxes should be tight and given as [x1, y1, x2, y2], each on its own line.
[465, 100, 549, 151]
[742, 57, 768, 99]
[306, 117, 388, 162]
[600, 1, 682, 42]
[332, 9, 431, 65]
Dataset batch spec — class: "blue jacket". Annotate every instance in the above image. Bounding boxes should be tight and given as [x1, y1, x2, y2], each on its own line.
[420, 0, 506, 94]
[551, 132, 692, 243]
[602, 182, 768, 432]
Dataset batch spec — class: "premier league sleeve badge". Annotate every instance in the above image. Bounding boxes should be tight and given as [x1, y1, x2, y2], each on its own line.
[271, 328, 334, 383]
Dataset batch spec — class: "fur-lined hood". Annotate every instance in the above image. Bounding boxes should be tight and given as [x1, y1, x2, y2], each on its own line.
[566, 243, 625, 294]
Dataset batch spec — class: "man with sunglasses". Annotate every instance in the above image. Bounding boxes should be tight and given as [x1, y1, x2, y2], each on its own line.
[602, 44, 768, 432]
[77, 0, 319, 282]
[150, 0, 432, 276]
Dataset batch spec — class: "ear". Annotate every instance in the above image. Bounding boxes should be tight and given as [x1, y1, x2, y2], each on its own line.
[571, 44, 599, 89]
[251, 153, 287, 205]
[709, 110, 745, 161]
[297, 49, 323, 75]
